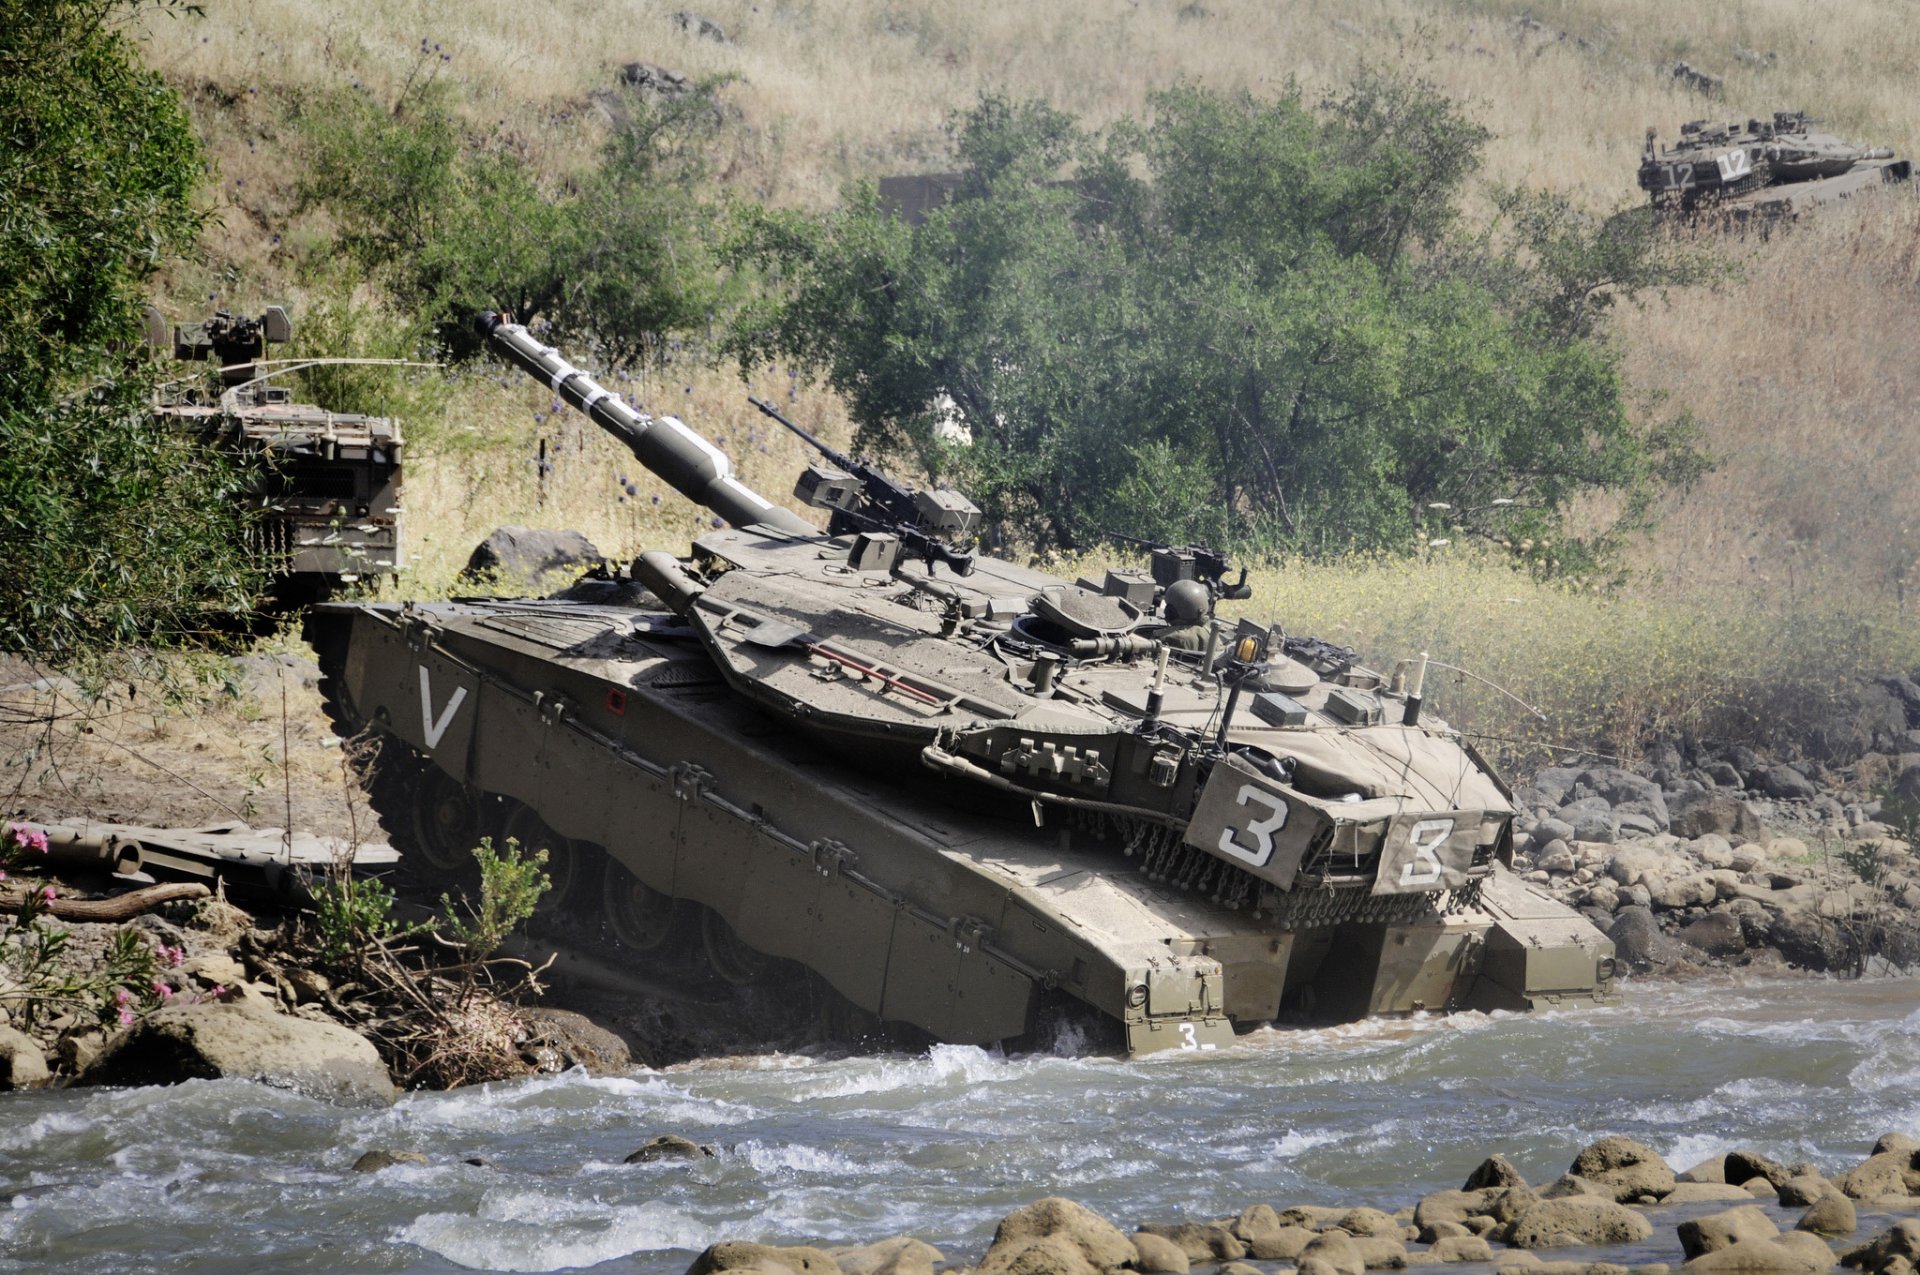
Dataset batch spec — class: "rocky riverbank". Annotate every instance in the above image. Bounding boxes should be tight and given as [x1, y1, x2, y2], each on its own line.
[337, 1131, 1920, 1275]
[1506, 718, 1920, 977]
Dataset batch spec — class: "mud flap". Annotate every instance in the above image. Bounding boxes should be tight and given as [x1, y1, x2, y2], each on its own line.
[1126, 1015, 1236, 1055]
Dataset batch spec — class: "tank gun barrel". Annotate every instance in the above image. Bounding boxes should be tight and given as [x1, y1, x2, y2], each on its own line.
[477, 312, 814, 536]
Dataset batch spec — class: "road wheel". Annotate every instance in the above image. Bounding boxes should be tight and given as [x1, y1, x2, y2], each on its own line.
[409, 767, 482, 875]
[701, 908, 770, 986]
[603, 856, 686, 952]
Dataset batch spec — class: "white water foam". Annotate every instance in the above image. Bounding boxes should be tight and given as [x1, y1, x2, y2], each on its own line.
[399, 1191, 708, 1272]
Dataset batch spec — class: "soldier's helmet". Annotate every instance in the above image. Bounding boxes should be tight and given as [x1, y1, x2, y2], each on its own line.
[1164, 579, 1210, 625]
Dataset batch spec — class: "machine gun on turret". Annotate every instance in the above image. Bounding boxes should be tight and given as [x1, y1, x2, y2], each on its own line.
[1103, 530, 1253, 602]
[750, 396, 980, 577]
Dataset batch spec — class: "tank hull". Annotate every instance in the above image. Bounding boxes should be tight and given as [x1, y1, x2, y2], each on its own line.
[312, 598, 1613, 1054]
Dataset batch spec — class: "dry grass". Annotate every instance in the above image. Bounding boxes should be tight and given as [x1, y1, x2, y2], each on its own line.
[1226, 547, 1920, 768]
[1622, 199, 1920, 604]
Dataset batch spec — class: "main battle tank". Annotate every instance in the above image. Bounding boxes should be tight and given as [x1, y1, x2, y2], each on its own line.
[1639, 110, 1911, 222]
[305, 314, 1614, 1055]
[150, 306, 404, 601]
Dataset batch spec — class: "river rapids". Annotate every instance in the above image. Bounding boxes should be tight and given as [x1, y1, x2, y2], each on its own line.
[3, 974, 1916, 1273]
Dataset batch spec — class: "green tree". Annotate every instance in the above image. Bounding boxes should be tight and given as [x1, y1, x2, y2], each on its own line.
[297, 68, 733, 367]
[0, 0, 258, 657]
[729, 78, 1708, 569]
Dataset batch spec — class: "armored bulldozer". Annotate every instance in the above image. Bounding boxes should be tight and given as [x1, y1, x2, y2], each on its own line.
[150, 306, 403, 601]
[1639, 110, 1911, 223]
[305, 314, 1614, 1056]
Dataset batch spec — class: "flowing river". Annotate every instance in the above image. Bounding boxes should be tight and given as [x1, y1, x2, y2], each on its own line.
[3, 974, 1917, 1274]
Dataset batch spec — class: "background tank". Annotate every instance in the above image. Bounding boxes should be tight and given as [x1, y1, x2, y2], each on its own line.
[149, 306, 404, 602]
[1638, 110, 1912, 223]
[305, 313, 1615, 1056]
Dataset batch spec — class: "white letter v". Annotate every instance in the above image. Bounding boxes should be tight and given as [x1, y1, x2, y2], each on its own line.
[419, 666, 469, 749]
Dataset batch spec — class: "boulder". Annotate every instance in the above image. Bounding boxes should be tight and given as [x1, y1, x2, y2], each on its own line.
[461, 526, 603, 590]
[1678, 912, 1745, 958]
[1351, 1236, 1410, 1269]
[1247, 1227, 1316, 1261]
[1671, 796, 1769, 846]
[1300, 1231, 1366, 1275]
[829, 1240, 942, 1275]
[1777, 1175, 1834, 1207]
[1417, 1189, 1499, 1237]
[1691, 835, 1736, 868]
[1757, 765, 1820, 802]
[1682, 1233, 1834, 1273]
[1536, 818, 1577, 846]
[688, 1243, 841, 1275]
[1680, 1156, 1729, 1184]
[626, 1134, 716, 1163]
[1721, 1151, 1791, 1189]
[1539, 1174, 1608, 1200]
[1797, 1193, 1856, 1237]
[1677, 1206, 1778, 1259]
[352, 1149, 428, 1172]
[1872, 1134, 1920, 1157]
[0, 1026, 50, 1090]
[1609, 847, 1667, 887]
[1580, 769, 1671, 829]
[1430, 1236, 1494, 1263]
[982, 1199, 1136, 1275]
[1228, 1205, 1282, 1241]
[1835, 1148, 1920, 1201]
[1608, 908, 1693, 971]
[75, 1001, 394, 1105]
[1654, 875, 1719, 911]
[1128, 1233, 1189, 1275]
[1136, 1223, 1243, 1263]
[1336, 1209, 1406, 1239]
[522, 1007, 632, 1073]
[1841, 1219, 1920, 1272]
[1540, 844, 1578, 874]
[1466, 1155, 1529, 1192]
[1502, 1196, 1655, 1248]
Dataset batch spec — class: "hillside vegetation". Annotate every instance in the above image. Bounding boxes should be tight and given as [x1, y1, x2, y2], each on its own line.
[109, 0, 1920, 758]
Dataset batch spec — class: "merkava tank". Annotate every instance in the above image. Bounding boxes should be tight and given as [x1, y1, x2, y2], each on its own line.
[1639, 110, 1912, 223]
[149, 306, 404, 602]
[304, 313, 1615, 1055]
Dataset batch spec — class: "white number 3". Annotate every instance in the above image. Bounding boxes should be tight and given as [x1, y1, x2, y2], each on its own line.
[1400, 818, 1456, 885]
[1217, 785, 1288, 867]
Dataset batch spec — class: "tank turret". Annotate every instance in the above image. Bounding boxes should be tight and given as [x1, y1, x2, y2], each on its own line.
[151, 305, 404, 601]
[1638, 110, 1912, 223]
[306, 316, 1615, 1056]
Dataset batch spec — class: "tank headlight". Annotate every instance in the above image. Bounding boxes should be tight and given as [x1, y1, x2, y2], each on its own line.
[1597, 957, 1618, 981]
[1126, 983, 1148, 1008]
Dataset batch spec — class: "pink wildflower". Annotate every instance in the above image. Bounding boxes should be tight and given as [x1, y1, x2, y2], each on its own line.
[152, 979, 173, 1001]
[8, 825, 48, 854]
[114, 987, 132, 1005]
[117, 1007, 134, 1026]
[39, 885, 56, 903]
[208, 985, 227, 998]
[160, 944, 184, 967]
